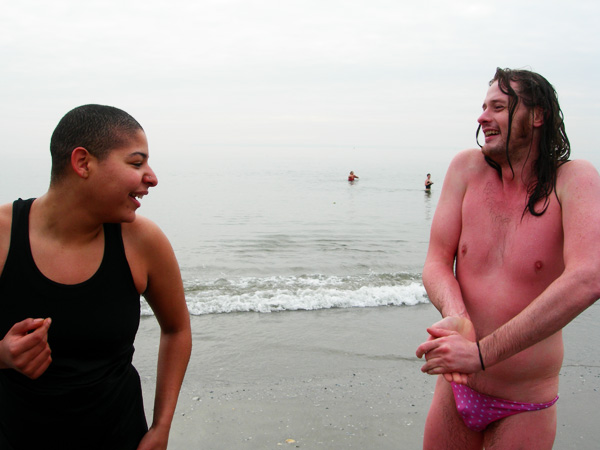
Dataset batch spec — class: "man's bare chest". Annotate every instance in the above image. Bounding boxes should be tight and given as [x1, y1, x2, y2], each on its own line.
[458, 184, 564, 277]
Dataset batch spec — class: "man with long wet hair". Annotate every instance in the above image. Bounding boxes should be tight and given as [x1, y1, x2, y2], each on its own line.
[479, 68, 571, 216]
[415, 68, 600, 449]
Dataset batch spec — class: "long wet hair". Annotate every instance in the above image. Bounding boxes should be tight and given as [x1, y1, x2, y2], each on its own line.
[476, 68, 570, 216]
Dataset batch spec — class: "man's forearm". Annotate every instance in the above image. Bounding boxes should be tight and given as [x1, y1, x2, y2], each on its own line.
[479, 268, 600, 368]
[423, 260, 469, 319]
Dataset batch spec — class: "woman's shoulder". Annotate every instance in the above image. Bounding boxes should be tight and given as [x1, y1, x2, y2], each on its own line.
[121, 215, 174, 259]
[0, 203, 14, 274]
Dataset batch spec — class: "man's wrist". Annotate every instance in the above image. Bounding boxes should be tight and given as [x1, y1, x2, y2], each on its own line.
[441, 307, 469, 319]
[476, 340, 485, 371]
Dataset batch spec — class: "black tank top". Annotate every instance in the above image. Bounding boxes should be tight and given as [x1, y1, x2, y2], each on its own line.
[0, 198, 147, 450]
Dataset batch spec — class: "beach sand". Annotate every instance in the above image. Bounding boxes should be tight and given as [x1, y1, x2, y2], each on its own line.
[134, 303, 600, 449]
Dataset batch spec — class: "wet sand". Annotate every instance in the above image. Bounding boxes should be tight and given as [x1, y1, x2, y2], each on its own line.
[134, 303, 600, 449]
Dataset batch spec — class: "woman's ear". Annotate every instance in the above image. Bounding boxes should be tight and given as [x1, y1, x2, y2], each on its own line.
[70, 147, 92, 179]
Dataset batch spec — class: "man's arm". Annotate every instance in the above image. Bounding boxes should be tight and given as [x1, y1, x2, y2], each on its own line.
[480, 160, 600, 366]
[416, 151, 478, 383]
[128, 218, 192, 450]
[422, 150, 472, 319]
[420, 160, 600, 375]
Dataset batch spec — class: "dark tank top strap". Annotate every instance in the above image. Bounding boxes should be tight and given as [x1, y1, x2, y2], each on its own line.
[102, 222, 119, 256]
[100, 222, 137, 297]
[9, 198, 34, 251]
[1, 199, 36, 281]
[102, 222, 129, 270]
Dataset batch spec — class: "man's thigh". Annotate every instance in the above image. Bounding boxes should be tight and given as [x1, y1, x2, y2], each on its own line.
[483, 405, 557, 450]
[423, 376, 483, 450]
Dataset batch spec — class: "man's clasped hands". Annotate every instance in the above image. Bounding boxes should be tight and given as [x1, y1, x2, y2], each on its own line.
[416, 316, 482, 385]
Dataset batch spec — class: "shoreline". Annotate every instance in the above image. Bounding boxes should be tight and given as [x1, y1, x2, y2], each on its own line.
[134, 303, 600, 449]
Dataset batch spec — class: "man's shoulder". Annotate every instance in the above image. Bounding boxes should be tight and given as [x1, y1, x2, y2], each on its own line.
[445, 149, 491, 185]
[557, 159, 598, 177]
[451, 148, 488, 168]
[556, 159, 600, 196]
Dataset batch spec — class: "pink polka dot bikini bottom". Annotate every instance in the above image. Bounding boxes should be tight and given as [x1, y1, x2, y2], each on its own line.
[451, 382, 559, 432]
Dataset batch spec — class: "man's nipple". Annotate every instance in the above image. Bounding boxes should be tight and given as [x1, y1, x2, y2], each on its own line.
[535, 260, 544, 272]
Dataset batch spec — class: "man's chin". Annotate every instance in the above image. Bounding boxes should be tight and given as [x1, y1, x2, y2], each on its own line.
[481, 145, 503, 159]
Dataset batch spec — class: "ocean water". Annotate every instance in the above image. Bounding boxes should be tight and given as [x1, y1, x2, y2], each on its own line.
[0, 145, 452, 316]
[6, 144, 600, 317]
[134, 147, 451, 315]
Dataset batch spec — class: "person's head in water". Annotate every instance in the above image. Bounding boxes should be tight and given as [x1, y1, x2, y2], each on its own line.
[50, 104, 144, 185]
[476, 67, 570, 216]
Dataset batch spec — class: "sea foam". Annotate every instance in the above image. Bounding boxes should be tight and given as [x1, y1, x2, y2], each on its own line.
[141, 272, 428, 315]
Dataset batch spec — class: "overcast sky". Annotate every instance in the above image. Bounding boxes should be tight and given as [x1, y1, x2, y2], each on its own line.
[2, 0, 599, 167]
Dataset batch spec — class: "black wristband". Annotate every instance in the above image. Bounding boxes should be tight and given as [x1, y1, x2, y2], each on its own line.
[477, 340, 485, 371]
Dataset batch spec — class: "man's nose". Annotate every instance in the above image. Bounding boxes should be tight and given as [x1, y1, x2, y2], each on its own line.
[477, 109, 490, 125]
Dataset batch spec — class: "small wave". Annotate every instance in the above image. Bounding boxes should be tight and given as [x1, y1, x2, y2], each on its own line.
[140, 272, 428, 315]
